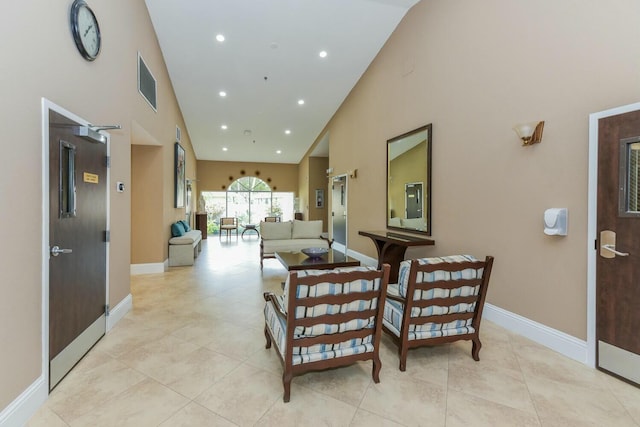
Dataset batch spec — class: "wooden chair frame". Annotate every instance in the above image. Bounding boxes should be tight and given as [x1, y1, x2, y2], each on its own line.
[383, 256, 494, 371]
[219, 217, 238, 240]
[264, 265, 390, 402]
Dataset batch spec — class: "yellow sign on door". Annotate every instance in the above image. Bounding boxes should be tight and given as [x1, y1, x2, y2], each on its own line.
[83, 172, 99, 184]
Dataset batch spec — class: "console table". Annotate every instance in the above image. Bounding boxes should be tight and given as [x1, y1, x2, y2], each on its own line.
[358, 230, 435, 282]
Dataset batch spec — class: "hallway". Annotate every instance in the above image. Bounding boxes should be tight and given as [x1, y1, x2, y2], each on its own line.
[28, 237, 640, 426]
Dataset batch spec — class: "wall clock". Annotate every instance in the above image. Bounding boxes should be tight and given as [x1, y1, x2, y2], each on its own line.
[70, 0, 101, 61]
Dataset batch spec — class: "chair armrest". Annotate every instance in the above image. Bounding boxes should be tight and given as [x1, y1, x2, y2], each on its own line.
[386, 294, 406, 303]
[320, 233, 334, 248]
[263, 292, 287, 320]
[385, 283, 405, 303]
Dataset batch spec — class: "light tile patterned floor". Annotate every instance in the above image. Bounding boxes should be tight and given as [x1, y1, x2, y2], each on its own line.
[28, 236, 640, 426]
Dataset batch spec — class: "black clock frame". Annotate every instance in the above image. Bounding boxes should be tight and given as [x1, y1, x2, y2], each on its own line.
[70, 0, 101, 61]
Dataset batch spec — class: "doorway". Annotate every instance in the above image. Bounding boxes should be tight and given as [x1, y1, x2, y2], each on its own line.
[405, 182, 423, 219]
[331, 175, 347, 250]
[45, 103, 109, 390]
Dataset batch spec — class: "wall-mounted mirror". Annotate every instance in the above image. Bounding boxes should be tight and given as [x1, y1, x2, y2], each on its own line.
[387, 124, 432, 235]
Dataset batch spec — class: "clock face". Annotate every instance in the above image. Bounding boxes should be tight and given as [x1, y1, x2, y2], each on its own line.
[70, 0, 101, 61]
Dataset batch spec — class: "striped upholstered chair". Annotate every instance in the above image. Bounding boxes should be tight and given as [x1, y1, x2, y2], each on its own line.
[263, 265, 390, 402]
[382, 255, 494, 371]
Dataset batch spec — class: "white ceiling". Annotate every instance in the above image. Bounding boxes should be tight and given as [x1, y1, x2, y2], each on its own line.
[144, 0, 420, 164]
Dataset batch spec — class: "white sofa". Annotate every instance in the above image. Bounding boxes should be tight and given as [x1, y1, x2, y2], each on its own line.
[260, 220, 329, 268]
[389, 217, 427, 231]
[169, 224, 202, 266]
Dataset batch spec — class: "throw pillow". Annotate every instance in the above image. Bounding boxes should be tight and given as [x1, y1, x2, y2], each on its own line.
[260, 221, 292, 240]
[179, 220, 191, 231]
[171, 222, 185, 237]
[291, 220, 322, 239]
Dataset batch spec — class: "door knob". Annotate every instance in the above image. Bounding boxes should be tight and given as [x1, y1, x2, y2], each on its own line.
[50, 246, 73, 257]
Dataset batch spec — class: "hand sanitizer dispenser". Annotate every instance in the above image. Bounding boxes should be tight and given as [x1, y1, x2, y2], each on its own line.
[544, 208, 567, 236]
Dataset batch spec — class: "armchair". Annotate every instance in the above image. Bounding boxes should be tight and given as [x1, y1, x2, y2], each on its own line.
[382, 255, 494, 371]
[263, 264, 390, 402]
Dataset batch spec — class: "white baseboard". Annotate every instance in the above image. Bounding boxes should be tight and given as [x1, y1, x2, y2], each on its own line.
[107, 294, 132, 332]
[344, 248, 588, 364]
[346, 248, 378, 267]
[0, 375, 47, 427]
[484, 303, 588, 364]
[130, 262, 166, 275]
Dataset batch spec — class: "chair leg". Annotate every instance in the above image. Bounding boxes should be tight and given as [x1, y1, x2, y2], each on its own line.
[282, 372, 292, 403]
[399, 343, 408, 372]
[264, 326, 272, 349]
[472, 337, 482, 361]
[372, 354, 382, 383]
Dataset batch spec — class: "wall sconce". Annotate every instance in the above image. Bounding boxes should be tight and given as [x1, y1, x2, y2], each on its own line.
[348, 169, 358, 179]
[513, 121, 544, 146]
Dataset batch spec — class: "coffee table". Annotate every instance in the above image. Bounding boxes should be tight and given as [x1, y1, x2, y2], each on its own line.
[275, 250, 360, 271]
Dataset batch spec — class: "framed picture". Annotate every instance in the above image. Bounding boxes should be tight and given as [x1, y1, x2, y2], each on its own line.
[174, 142, 186, 208]
[315, 189, 324, 208]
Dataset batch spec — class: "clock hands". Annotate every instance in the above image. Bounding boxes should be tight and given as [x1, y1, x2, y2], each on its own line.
[84, 24, 93, 37]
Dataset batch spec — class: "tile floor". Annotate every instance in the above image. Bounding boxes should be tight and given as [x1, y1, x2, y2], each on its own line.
[28, 236, 640, 426]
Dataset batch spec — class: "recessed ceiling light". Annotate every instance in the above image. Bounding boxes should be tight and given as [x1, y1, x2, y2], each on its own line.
[221, 125, 228, 130]
[298, 99, 305, 105]
[285, 129, 291, 135]
[319, 50, 328, 58]
[216, 34, 225, 42]
[219, 91, 227, 97]
[276, 150, 282, 154]
[222, 147, 228, 151]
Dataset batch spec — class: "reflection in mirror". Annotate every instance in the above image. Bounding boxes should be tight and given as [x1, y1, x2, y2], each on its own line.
[387, 124, 431, 235]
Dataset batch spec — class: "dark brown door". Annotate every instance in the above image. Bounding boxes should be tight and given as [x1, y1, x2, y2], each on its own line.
[596, 109, 640, 385]
[49, 109, 107, 390]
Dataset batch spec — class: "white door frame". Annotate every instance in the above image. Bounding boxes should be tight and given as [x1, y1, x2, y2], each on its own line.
[587, 101, 640, 368]
[41, 98, 111, 389]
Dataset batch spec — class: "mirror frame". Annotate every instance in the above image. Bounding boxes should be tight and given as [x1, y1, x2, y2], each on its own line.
[386, 123, 432, 235]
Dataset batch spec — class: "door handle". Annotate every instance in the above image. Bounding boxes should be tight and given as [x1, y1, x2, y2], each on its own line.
[50, 246, 73, 257]
[600, 230, 629, 258]
[601, 244, 629, 257]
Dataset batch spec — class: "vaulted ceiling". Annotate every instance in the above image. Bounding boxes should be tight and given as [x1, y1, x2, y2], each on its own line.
[145, 0, 420, 164]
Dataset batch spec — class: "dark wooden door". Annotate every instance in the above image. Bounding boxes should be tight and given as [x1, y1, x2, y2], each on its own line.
[405, 182, 423, 219]
[596, 109, 640, 385]
[49, 109, 107, 390]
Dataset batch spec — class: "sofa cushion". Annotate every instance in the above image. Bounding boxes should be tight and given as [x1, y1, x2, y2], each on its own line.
[171, 222, 185, 237]
[261, 221, 292, 240]
[292, 220, 322, 239]
[261, 238, 327, 254]
[169, 230, 201, 245]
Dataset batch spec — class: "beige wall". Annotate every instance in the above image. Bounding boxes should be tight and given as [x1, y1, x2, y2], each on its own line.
[131, 145, 164, 263]
[0, 0, 195, 411]
[197, 160, 298, 194]
[308, 157, 329, 228]
[323, 0, 640, 340]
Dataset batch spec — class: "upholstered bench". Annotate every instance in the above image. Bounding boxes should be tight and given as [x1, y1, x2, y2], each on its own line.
[169, 220, 202, 266]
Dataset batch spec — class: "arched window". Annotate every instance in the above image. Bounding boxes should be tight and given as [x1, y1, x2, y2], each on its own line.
[201, 177, 294, 233]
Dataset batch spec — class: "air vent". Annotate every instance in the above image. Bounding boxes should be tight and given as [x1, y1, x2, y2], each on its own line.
[176, 126, 181, 142]
[137, 53, 157, 111]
